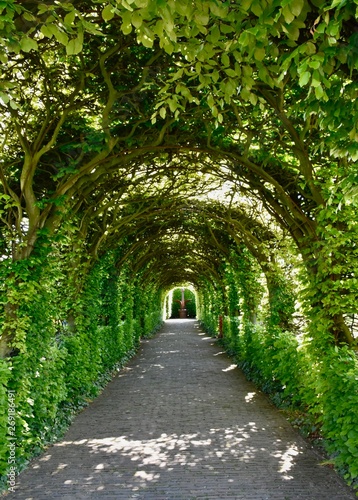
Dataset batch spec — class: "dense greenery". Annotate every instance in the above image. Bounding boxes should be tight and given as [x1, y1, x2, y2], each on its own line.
[0, 230, 164, 486]
[199, 244, 358, 487]
[0, 0, 357, 493]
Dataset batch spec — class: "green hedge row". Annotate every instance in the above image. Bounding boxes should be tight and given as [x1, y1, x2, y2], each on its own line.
[0, 244, 163, 491]
[197, 251, 358, 491]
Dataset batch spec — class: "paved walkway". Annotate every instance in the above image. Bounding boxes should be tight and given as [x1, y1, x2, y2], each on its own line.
[5, 319, 356, 499]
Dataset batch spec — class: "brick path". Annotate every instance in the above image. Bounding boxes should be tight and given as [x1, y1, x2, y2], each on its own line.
[5, 319, 356, 499]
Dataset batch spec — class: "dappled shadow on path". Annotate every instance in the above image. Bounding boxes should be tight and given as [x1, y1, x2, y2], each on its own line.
[7, 320, 355, 499]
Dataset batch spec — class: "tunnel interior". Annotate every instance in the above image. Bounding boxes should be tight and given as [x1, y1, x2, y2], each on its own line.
[1, 0, 358, 490]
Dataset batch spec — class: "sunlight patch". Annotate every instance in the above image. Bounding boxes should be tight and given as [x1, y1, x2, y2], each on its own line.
[134, 471, 160, 481]
[245, 392, 256, 402]
[272, 444, 301, 480]
[222, 364, 237, 372]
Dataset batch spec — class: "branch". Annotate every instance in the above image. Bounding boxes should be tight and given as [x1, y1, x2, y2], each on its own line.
[256, 84, 324, 206]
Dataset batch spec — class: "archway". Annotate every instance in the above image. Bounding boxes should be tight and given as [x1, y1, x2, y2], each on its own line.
[170, 287, 196, 319]
[0, 1, 357, 491]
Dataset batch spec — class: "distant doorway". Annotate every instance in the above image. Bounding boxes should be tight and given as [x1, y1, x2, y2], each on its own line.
[171, 288, 196, 318]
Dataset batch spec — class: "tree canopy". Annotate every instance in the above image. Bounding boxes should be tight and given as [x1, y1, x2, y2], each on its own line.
[0, 0, 357, 347]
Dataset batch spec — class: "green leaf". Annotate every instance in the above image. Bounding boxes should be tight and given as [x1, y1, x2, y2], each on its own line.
[121, 11, 133, 35]
[223, 78, 237, 98]
[162, 39, 174, 54]
[171, 67, 184, 80]
[139, 26, 154, 48]
[290, 0, 304, 17]
[329, 0, 347, 8]
[121, 11, 132, 35]
[102, 5, 115, 21]
[167, 97, 178, 113]
[305, 42, 316, 55]
[64, 10, 76, 26]
[0, 51, 8, 64]
[207, 94, 215, 109]
[314, 84, 324, 99]
[20, 36, 38, 53]
[209, 25, 221, 44]
[131, 11, 142, 28]
[9, 99, 18, 110]
[240, 87, 251, 100]
[311, 69, 321, 87]
[210, 2, 228, 18]
[299, 71, 310, 86]
[121, 0, 134, 11]
[211, 104, 218, 117]
[220, 23, 235, 34]
[308, 59, 322, 69]
[41, 25, 53, 38]
[251, 0, 263, 17]
[134, 0, 149, 7]
[282, 5, 295, 24]
[56, 31, 69, 46]
[211, 70, 220, 83]
[0, 92, 9, 105]
[225, 68, 238, 78]
[194, 11, 209, 25]
[221, 53, 230, 67]
[50, 25, 69, 45]
[23, 12, 36, 22]
[239, 31, 250, 46]
[66, 37, 82, 55]
[249, 92, 257, 105]
[240, 0, 252, 12]
[254, 47, 265, 61]
[80, 19, 103, 36]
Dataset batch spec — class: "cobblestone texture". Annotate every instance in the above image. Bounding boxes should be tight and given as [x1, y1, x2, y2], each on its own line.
[4, 319, 356, 499]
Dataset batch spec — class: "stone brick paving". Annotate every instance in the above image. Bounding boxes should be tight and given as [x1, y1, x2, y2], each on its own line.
[4, 319, 356, 499]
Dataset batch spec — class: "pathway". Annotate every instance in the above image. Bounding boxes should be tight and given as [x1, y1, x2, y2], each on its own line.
[5, 319, 356, 499]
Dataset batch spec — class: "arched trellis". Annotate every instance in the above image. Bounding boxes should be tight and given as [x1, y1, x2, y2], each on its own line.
[1, 22, 357, 350]
[0, 2, 357, 488]
[1, 146, 357, 356]
[50, 182, 298, 339]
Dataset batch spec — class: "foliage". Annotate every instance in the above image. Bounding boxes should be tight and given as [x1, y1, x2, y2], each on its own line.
[0, 227, 163, 491]
[199, 246, 358, 489]
[0, 0, 357, 493]
[315, 347, 358, 484]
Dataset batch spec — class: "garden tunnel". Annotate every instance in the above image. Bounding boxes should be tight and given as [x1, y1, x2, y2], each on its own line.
[0, 0, 358, 492]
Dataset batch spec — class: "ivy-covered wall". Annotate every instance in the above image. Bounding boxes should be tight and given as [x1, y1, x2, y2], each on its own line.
[198, 246, 358, 489]
[0, 238, 163, 490]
